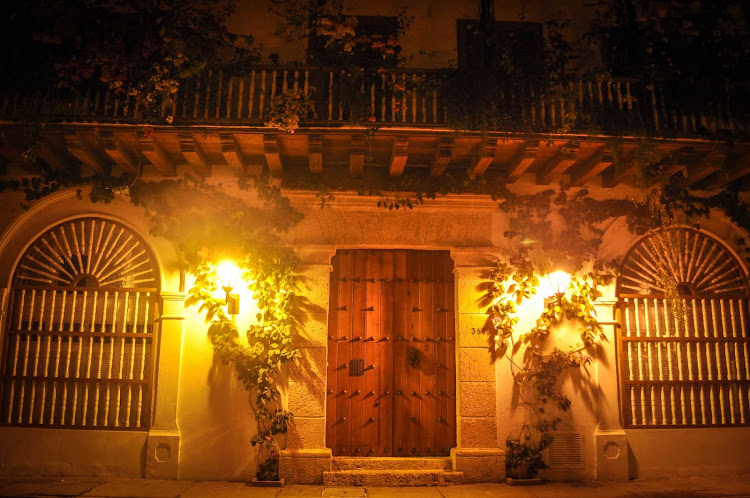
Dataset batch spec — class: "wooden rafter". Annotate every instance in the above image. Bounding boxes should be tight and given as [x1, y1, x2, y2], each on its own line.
[220, 133, 249, 176]
[308, 134, 323, 174]
[349, 134, 365, 177]
[675, 149, 726, 188]
[536, 147, 578, 185]
[506, 141, 539, 183]
[388, 137, 409, 177]
[264, 134, 283, 178]
[37, 138, 73, 172]
[468, 138, 497, 177]
[179, 133, 211, 177]
[101, 131, 139, 174]
[64, 131, 110, 173]
[430, 137, 453, 177]
[569, 149, 614, 187]
[704, 151, 750, 188]
[140, 136, 176, 176]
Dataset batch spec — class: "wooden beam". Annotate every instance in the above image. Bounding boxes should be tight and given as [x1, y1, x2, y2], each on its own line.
[264, 134, 283, 178]
[506, 141, 539, 183]
[219, 133, 249, 176]
[179, 133, 211, 177]
[569, 150, 614, 187]
[601, 144, 682, 188]
[140, 136, 176, 176]
[388, 137, 409, 177]
[64, 131, 110, 173]
[429, 137, 453, 177]
[101, 131, 139, 174]
[349, 134, 365, 177]
[602, 147, 639, 188]
[468, 138, 497, 177]
[536, 148, 578, 185]
[308, 134, 323, 174]
[37, 139, 73, 171]
[676, 149, 726, 188]
[704, 151, 750, 188]
[0, 136, 25, 164]
[645, 147, 695, 186]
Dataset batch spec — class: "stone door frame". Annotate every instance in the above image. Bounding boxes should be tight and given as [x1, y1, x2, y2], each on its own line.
[279, 245, 505, 484]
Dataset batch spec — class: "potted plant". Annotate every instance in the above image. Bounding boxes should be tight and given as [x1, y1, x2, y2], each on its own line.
[505, 425, 551, 485]
[248, 410, 292, 487]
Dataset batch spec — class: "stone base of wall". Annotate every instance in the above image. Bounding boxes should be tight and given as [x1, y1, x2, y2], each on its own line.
[595, 430, 629, 481]
[451, 447, 505, 483]
[279, 449, 332, 484]
[145, 430, 180, 479]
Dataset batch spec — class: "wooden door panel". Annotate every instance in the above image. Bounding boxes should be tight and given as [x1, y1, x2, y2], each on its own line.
[361, 250, 381, 455]
[392, 251, 409, 456]
[349, 251, 367, 452]
[332, 251, 353, 453]
[418, 251, 436, 457]
[378, 251, 394, 455]
[326, 250, 456, 457]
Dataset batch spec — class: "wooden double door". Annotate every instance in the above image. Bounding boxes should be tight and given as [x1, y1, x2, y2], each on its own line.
[326, 250, 457, 457]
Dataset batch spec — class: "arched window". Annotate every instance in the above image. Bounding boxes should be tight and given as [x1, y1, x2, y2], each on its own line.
[617, 227, 750, 428]
[1, 217, 159, 429]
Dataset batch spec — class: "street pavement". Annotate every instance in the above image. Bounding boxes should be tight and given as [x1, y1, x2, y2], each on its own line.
[0, 475, 749, 497]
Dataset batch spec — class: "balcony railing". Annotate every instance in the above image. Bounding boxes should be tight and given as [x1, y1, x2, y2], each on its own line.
[1, 65, 747, 137]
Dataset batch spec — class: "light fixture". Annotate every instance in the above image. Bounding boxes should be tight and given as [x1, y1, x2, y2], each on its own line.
[546, 270, 571, 306]
[216, 260, 241, 315]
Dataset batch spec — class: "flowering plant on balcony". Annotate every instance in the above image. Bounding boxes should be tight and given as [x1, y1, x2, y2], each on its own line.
[265, 89, 317, 133]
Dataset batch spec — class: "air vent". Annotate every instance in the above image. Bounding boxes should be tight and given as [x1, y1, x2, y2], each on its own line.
[548, 432, 584, 469]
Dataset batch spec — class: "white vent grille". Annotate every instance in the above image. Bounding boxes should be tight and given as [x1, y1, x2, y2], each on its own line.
[548, 432, 584, 469]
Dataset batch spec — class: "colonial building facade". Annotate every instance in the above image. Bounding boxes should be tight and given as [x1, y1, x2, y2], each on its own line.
[0, 0, 749, 486]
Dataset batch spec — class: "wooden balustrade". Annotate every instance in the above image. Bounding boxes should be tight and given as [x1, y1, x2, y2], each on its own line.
[0, 65, 747, 137]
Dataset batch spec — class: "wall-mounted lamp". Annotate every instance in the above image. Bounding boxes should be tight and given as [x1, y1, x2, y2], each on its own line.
[216, 261, 241, 315]
[546, 270, 571, 306]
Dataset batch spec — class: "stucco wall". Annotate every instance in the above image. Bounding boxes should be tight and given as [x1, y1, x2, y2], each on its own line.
[627, 429, 750, 478]
[0, 427, 147, 477]
[0, 186, 749, 481]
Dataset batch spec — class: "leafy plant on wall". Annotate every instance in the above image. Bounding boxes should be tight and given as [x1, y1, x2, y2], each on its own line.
[471, 179, 750, 480]
[476, 251, 617, 479]
[1, 0, 261, 123]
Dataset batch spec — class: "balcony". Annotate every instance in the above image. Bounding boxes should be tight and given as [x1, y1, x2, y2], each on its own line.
[1, 65, 747, 139]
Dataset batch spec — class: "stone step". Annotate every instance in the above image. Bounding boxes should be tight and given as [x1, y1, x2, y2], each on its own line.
[331, 457, 452, 471]
[323, 470, 463, 487]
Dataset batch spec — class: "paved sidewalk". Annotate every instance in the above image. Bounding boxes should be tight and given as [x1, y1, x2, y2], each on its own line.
[0, 475, 749, 498]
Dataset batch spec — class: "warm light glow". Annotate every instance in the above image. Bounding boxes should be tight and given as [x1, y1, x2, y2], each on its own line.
[216, 260, 241, 291]
[547, 270, 571, 297]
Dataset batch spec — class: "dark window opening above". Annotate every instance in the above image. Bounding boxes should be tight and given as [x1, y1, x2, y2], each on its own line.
[456, 19, 544, 76]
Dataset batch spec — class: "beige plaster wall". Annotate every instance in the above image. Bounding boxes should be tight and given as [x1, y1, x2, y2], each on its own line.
[626, 429, 750, 478]
[0, 185, 749, 482]
[0, 428, 147, 477]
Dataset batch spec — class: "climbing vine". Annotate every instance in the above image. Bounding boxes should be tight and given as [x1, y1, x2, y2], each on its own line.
[471, 177, 750, 479]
